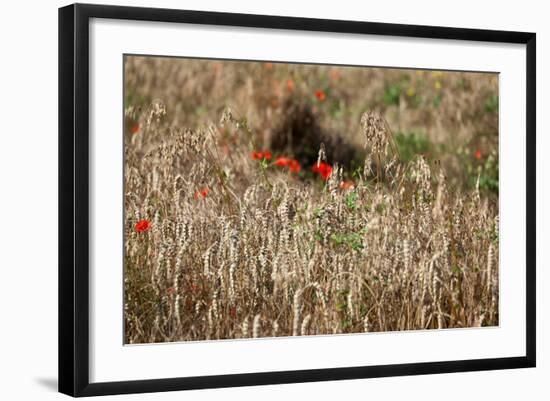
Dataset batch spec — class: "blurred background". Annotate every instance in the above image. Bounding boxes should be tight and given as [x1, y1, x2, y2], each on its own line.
[125, 56, 499, 194]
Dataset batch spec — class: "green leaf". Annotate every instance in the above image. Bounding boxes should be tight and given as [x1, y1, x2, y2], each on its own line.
[345, 192, 358, 211]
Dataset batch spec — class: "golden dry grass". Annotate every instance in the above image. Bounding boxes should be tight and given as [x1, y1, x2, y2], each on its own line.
[123, 57, 498, 344]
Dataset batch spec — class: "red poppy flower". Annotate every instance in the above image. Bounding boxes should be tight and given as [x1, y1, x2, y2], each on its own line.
[264, 62, 273, 70]
[340, 180, 355, 190]
[312, 162, 333, 180]
[274, 156, 301, 173]
[130, 123, 140, 134]
[194, 188, 209, 199]
[275, 156, 291, 167]
[289, 159, 301, 173]
[315, 90, 326, 102]
[135, 219, 151, 233]
[287, 79, 295, 92]
[474, 149, 482, 160]
[252, 151, 272, 161]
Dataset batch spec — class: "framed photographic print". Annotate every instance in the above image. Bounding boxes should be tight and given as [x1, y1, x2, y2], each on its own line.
[58, 3, 536, 397]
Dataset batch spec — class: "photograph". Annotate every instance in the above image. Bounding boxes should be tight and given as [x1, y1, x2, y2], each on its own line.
[123, 56, 499, 344]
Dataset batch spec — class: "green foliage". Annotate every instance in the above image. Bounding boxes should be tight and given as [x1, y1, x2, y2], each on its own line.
[351, 166, 363, 179]
[329, 230, 366, 252]
[476, 151, 499, 193]
[395, 131, 432, 163]
[383, 83, 401, 106]
[477, 170, 499, 193]
[341, 318, 353, 331]
[484, 95, 499, 113]
[410, 93, 423, 108]
[432, 93, 442, 108]
[457, 145, 499, 194]
[345, 191, 358, 211]
[335, 290, 349, 311]
[455, 78, 467, 89]
[125, 91, 149, 108]
[375, 202, 386, 214]
[335, 301, 346, 312]
[313, 207, 322, 218]
[314, 230, 324, 242]
[259, 157, 269, 170]
[328, 97, 344, 118]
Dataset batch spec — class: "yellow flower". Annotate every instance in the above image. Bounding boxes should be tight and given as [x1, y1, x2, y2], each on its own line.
[406, 87, 416, 97]
[435, 81, 442, 90]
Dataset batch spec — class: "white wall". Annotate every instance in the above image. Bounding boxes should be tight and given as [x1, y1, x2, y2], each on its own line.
[0, 0, 546, 399]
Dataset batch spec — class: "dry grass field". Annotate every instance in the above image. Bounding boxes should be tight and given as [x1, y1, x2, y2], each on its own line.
[123, 56, 499, 344]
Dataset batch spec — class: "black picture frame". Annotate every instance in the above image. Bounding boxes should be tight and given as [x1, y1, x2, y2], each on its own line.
[59, 3, 536, 397]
